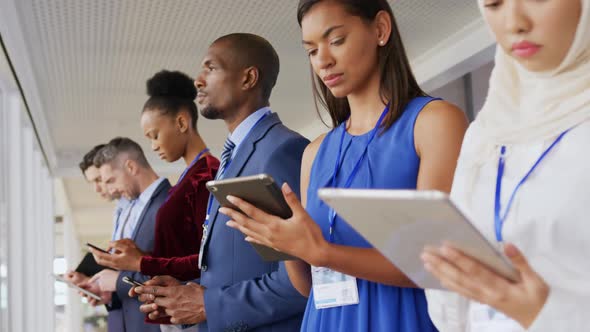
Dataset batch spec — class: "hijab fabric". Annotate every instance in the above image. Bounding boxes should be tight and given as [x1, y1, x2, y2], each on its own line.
[469, 0, 590, 165]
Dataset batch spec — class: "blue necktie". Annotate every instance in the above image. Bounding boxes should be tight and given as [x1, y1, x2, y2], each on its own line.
[218, 137, 235, 178]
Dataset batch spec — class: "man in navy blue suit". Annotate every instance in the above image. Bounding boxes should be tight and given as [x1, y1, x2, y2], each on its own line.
[134, 33, 309, 331]
[84, 137, 170, 332]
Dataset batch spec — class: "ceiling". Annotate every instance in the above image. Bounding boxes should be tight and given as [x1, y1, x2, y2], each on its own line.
[0, 0, 494, 250]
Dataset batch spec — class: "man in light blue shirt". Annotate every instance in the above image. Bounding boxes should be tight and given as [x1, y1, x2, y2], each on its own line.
[224, 106, 272, 161]
[84, 137, 170, 332]
[112, 173, 164, 240]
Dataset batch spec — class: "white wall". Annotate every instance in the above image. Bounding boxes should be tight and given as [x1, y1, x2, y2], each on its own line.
[430, 76, 468, 114]
[54, 180, 83, 332]
[1, 43, 56, 332]
[0, 78, 9, 332]
[428, 60, 494, 121]
[471, 61, 494, 116]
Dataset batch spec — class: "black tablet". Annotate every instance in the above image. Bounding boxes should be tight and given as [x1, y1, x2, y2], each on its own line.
[206, 174, 295, 261]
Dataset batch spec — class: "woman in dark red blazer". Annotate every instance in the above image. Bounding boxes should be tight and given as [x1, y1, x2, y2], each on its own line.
[92, 70, 218, 312]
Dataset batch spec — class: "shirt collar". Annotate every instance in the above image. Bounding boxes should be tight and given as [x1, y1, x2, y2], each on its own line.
[137, 177, 166, 204]
[115, 197, 129, 211]
[228, 107, 271, 149]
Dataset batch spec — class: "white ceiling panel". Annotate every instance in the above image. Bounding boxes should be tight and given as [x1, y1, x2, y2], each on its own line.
[3, 0, 480, 173]
[1, 0, 483, 245]
[394, 0, 481, 59]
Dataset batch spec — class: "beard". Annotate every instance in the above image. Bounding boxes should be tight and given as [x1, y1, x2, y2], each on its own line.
[108, 191, 121, 201]
[200, 105, 223, 120]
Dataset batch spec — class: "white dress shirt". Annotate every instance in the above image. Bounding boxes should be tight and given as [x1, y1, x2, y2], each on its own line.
[426, 120, 590, 331]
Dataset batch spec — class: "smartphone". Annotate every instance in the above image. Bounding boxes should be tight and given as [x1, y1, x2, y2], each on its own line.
[122, 276, 145, 287]
[86, 242, 110, 254]
[54, 274, 102, 301]
[206, 173, 295, 261]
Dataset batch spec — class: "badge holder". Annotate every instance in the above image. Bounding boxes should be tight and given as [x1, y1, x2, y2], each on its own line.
[311, 266, 359, 309]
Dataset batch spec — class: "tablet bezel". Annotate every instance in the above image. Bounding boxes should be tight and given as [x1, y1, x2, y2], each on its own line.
[206, 174, 295, 261]
[318, 188, 519, 289]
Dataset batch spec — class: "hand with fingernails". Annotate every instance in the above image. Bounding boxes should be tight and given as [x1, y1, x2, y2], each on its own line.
[87, 269, 120, 292]
[90, 238, 147, 272]
[64, 270, 90, 286]
[421, 242, 549, 328]
[223, 182, 329, 267]
[131, 275, 206, 324]
[78, 274, 114, 307]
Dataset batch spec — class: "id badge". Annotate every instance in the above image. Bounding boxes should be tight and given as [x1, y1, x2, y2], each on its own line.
[311, 266, 359, 309]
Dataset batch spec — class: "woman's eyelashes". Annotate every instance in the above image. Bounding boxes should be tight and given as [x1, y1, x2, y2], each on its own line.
[330, 37, 345, 46]
[483, 0, 501, 9]
[148, 132, 158, 141]
[306, 37, 346, 57]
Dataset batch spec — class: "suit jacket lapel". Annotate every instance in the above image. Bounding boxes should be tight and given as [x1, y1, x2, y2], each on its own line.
[131, 179, 170, 240]
[204, 113, 282, 248]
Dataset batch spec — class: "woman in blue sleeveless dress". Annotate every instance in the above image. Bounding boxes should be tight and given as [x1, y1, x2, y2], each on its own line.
[223, 0, 468, 331]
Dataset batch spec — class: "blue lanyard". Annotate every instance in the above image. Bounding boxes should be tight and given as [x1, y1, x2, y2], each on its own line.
[165, 148, 210, 202]
[494, 129, 570, 242]
[328, 106, 389, 242]
[203, 111, 271, 229]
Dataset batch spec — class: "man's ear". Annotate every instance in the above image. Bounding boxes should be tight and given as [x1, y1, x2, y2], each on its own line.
[241, 66, 260, 92]
[124, 159, 138, 176]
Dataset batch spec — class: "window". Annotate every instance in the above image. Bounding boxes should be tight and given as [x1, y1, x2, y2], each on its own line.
[0, 86, 8, 332]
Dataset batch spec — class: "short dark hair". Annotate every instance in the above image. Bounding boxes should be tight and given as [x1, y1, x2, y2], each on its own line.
[213, 33, 280, 102]
[93, 137, 150, 169]
[143, 70, 199, 129]
[297, 0, 426, 132]
[79, 144, 106, 174]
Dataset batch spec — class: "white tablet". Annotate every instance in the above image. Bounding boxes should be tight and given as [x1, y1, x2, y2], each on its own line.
[318, 189, 519, 290]
[54, 274, 102, 301]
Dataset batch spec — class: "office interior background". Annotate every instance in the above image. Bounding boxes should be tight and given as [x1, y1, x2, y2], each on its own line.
[0, 0, 496, 331]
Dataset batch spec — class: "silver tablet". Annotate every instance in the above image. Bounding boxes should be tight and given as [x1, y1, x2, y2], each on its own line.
[318, 189, 519, 290]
